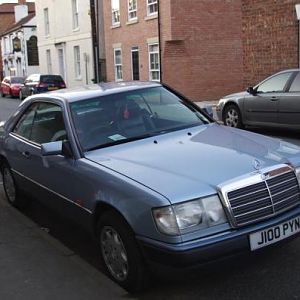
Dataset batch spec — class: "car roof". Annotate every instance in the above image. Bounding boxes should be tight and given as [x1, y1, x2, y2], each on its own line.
[28, 81, 162, 103]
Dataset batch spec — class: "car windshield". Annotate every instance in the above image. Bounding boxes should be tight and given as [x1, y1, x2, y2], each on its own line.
[11, 77, 25, 84]
[70, 86, 210, 151]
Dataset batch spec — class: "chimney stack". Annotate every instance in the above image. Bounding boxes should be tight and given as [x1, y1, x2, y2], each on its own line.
[14, 4, 28, 23]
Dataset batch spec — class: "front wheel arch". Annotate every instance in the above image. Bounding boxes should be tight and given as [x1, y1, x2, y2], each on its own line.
[93, 202, 132, 235]
[222, 103, 244, 128]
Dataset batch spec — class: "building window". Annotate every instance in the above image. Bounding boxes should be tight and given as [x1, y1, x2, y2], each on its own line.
[128, 0, 137, 21]
[147, 0, 158, 16]
[46, 49, 52, 74]
[114, 48, 123, 81]
[4, 37, 10, 54]
[72, 0, 79, 29]
[148, 43, 160, 81]
[74, 46, 81, 79]
[111, 0, 120, 25]
[44, 8, 50, 35]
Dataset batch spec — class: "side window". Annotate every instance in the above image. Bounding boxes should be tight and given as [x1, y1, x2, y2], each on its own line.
[289, 72, 300, 92]
[257, 72, 292, 93]
[13, 103, 39, 139]
[13, 102, 67, 144]
[30, 103, 67, 144]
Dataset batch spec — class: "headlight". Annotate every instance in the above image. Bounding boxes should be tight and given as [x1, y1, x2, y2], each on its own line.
[153, 195, 227, 236]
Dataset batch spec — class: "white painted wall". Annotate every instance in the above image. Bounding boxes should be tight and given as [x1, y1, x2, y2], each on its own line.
[35, 0, 94, 88]
[1, 16, 39, 77]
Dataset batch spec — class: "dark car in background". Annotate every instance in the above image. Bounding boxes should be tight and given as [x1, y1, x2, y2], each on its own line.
[19, 74, 66, 100]
[0, 76, 25, 98]
[216, 69, 300, 129]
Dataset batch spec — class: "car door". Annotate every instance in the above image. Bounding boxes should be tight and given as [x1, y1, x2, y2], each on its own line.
[278, 71, 300, 127]
[6, 99, 94, 226]
[5, 101, 75, 210]
[243, 71, 294, 125]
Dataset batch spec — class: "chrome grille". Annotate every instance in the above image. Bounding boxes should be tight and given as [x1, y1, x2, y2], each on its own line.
[225, 167, 300, 227]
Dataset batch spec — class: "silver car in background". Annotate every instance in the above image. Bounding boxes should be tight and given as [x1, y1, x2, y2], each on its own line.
[217, 69, 300, 129]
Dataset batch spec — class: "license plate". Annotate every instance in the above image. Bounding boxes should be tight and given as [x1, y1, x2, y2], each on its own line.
[249, 216, 300, 251]
[48, 87, 58, 91]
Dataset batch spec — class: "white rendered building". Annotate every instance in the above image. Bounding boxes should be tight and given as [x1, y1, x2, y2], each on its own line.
[1, 5, 39, 77]
[35, 0, 94, 87]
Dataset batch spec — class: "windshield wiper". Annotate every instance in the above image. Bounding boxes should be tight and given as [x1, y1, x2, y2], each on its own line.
[85, 133, 157, 152]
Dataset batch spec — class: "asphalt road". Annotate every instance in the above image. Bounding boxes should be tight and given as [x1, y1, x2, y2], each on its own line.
[1, 95, 300, 299]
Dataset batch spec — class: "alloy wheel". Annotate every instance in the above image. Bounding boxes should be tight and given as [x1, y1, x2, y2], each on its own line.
[100, 225, 129, 282]
[225, 107, 239, 127]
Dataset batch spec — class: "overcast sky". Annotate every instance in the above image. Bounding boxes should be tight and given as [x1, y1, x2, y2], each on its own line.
[0, 0, 35, 4]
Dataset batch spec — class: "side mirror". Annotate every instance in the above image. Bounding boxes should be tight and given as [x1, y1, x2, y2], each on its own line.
[41, 141, 63, 156]
[247, 86, 256, 95]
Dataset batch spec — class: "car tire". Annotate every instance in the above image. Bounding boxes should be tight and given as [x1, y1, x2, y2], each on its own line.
[1, 163, 26, 208]
[1, 90, 5, 98]
[97, 210, 148, 293]
[223, 104, 244, 128]
[19, 90, 23, 100]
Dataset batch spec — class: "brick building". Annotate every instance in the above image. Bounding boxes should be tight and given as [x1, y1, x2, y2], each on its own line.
[102, 0, 300, 101]
[103, 0, 159, 83]
[0, 0, 35, 79]
[242, 0, 300, 87]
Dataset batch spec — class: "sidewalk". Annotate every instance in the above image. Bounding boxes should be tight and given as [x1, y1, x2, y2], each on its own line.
[0, 184, 131, 300]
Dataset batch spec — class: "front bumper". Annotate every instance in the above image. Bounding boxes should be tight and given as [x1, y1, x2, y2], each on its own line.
[137, 206, 300, 268]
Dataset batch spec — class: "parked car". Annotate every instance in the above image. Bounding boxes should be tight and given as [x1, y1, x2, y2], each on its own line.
[217, 69, 300, 129]
[19, 74, 66, 100]
[1, 82, 300, 292]
[0, 76, 25, 98]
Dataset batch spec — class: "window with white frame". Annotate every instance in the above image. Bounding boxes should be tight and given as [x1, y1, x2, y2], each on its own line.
[74, 46, 81, 79]
[46, 49, 52, 74]
[44, 8, 50, 35]
[111, 0, 120, 25]
[72, 0, 79, 29]
[128, 0, 137, 21]
[4, 37, 10, 54]
[148, 43, 160, 81]
[147, 0, 158, 16]
[114, 48, 123, 81]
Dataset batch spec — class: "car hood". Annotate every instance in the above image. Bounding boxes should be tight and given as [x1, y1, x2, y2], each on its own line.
[222, 91, 248, 99]
[85, 124, 300, 204]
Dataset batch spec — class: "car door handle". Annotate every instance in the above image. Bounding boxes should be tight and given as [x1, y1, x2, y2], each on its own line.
[270, 96, 279, 101]
[21, 151, 31, 158]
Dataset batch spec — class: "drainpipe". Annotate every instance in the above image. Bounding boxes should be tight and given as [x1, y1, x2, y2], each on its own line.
[90, 0, 100, 83]
[157, 0, 162, 83]
[295, 5, 300, 67]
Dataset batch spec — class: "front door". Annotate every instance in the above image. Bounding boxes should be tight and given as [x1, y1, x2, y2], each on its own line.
[244, 71, 294, 125]
[131, 47, 140, 80]
[57, 47, 66, 82]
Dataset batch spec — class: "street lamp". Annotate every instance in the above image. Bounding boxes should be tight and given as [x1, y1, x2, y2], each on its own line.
[295, 4, 300, 67]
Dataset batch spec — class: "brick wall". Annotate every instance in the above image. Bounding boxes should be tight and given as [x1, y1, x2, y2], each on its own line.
[160, 0, 244, 101]
[242, 0, 299, 87]
[103, 0, 158, 81]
